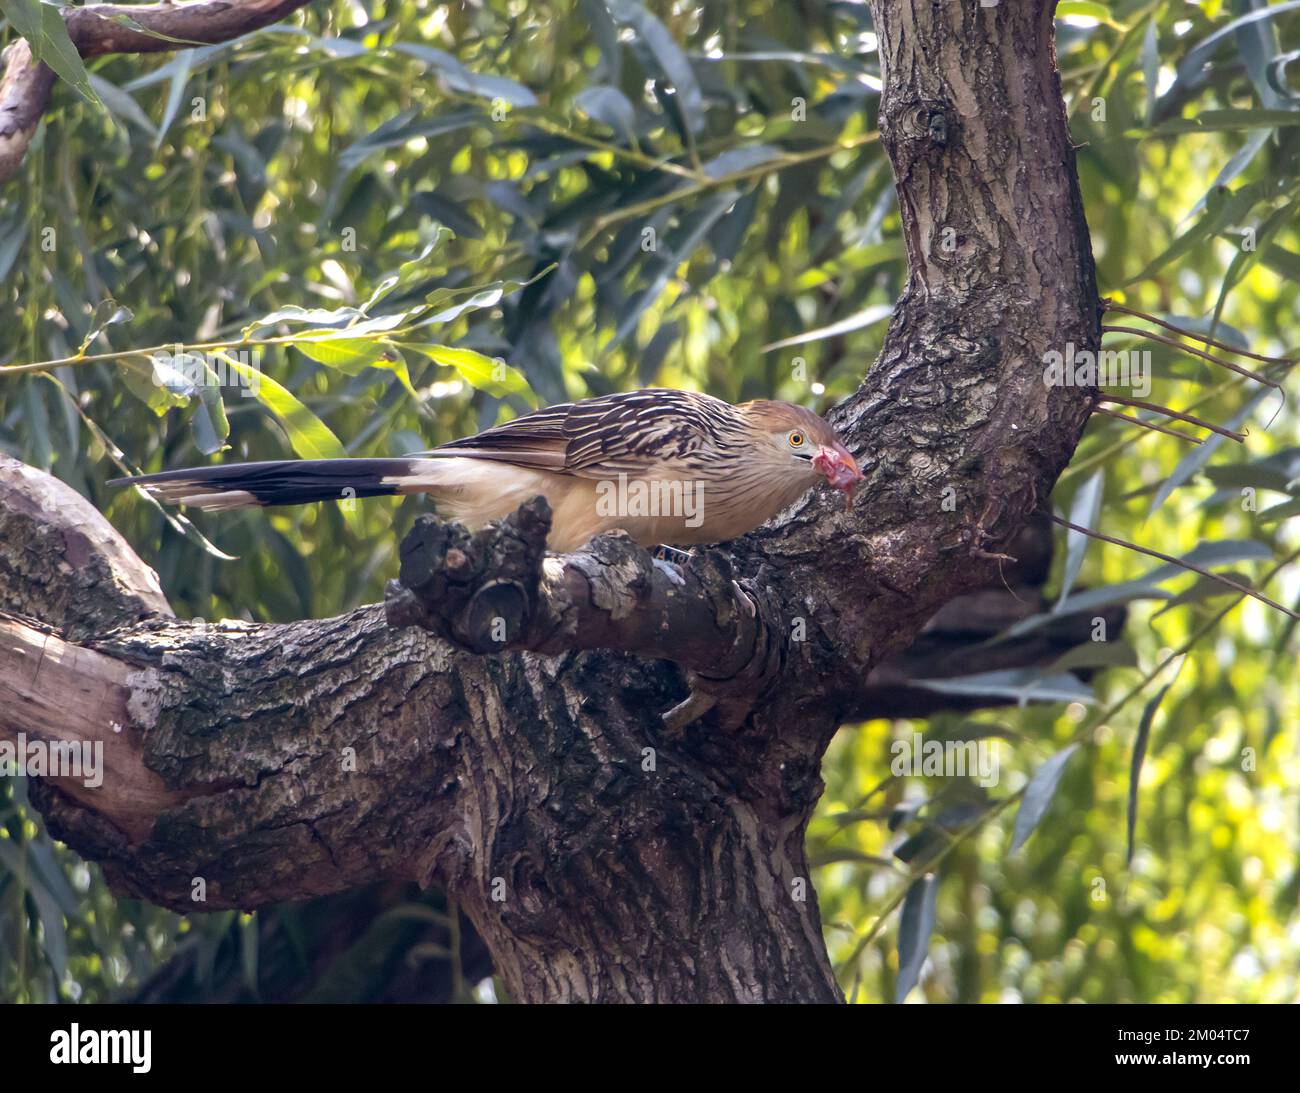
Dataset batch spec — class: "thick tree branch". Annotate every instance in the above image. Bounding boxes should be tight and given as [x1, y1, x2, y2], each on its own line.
[385, 499, 786, 727]
[0, 0, 316, 184]
[0, 455, 171, 636]
[1, 0, 1104, 1002]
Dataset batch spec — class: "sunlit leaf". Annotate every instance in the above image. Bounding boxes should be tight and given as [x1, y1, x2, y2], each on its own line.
[761, 304, 894, 353]
[1057, 2, 1113, 24]
[217, 353, 346, 462]
[402, 343, 533, 400]
[294, 337, 418, 399]
[1125, 181, 1268, 285]
[293, 336, 385, 370]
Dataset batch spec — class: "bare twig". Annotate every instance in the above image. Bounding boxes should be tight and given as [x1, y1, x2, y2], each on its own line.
[1103, 301, 1297, 367]
[1093, 406, 1202, 444]
[1098, 394, 1246, 442]
[1049, 515, 1300, 621]
[1102, 324, 1280, 388]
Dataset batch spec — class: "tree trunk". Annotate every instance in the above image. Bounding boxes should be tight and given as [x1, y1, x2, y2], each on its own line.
[0, 0, 1098, 1003]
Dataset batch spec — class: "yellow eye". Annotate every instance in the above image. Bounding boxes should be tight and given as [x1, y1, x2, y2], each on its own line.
[788, 431, 805, 448]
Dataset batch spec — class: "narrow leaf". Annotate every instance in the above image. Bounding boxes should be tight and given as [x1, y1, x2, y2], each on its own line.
[392, 43, 538, 106]
[1011, 744, 1080, 853]
[1058, 470, 1104, 607]
[191, 384, 230, 456]
[605, 0, 705, 132]
[296, 337, 418, 399]
[1141, 17, 1159, 125]
[895, 874, 938, 1004]
[37, 3, 100, 106]
[910, 669, 1097, 706]
[88, 73, 157, 137]
[218, 354, 346, 461]
[1148, 389, 1268, 515]
[1175, 0, 1300, 89]
[155, 50, 194, 150]
[1126, 181, 1267, 285]
[2, 0, 43, 53]
[1050, 640, 1139, 672]
[1141, 107, 1300, 135]
[761, 304, 893, 353]
[1127, 682, 1172, 866]
[404, 343, 533, 399]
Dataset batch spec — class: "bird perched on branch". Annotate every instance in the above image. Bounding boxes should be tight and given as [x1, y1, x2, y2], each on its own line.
[111, 388, 863, 552]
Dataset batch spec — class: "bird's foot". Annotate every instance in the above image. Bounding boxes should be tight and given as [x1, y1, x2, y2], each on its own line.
[650, 544, 692, 588]
[653, 557, 687, 587]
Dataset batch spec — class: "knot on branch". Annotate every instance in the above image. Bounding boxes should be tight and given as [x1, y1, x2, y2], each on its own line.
[386, 497, 552, 652]
[884, 97, 955, 158]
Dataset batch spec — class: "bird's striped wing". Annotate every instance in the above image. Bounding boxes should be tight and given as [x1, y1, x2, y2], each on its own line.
[429, 388, 734, 479]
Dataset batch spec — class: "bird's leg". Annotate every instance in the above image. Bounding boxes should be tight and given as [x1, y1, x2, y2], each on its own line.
[651, 544, 692, 588]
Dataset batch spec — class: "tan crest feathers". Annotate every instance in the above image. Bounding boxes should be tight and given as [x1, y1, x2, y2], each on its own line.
[739, 400, 839, 445]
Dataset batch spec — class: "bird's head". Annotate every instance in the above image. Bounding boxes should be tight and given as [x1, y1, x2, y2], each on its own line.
[743, 401, 864, 505]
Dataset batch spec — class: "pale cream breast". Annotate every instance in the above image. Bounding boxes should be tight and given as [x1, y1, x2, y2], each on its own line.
[392, 456, 822, 552]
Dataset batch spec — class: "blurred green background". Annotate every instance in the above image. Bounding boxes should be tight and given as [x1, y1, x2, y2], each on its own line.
[1, 0, 1298, 1003]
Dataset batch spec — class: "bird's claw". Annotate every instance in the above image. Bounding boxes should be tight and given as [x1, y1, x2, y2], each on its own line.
[653, 557, 687, 587]
[651, 544, 691, 587]
[661, 690, 717, 736]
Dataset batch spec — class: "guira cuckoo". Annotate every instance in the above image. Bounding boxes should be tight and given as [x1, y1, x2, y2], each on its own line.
[111, 388, 862, 552]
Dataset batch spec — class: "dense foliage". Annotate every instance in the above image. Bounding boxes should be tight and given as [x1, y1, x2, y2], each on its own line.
[1, 0, 1298, 1003]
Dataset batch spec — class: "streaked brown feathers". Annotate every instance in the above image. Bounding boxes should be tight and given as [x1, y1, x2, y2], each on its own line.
[430, 388, 741, 479]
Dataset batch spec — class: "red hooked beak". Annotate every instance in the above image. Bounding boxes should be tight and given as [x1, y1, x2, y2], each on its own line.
[811, 444, 864, 508]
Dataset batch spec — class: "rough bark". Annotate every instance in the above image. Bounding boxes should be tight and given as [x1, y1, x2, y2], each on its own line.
[0, 0, 1100, 1003]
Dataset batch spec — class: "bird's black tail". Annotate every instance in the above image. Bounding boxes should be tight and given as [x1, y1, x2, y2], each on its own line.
[108, 458, 431, 512]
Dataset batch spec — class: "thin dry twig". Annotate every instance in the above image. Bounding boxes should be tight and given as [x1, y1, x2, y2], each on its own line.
[1049, 515, 1300, 621]
[1098, 394, 1246, 442]
[1102, 301, 1297, 367]
[1102, 324, 1279, 388]
[1093, 405, 1202, 444]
